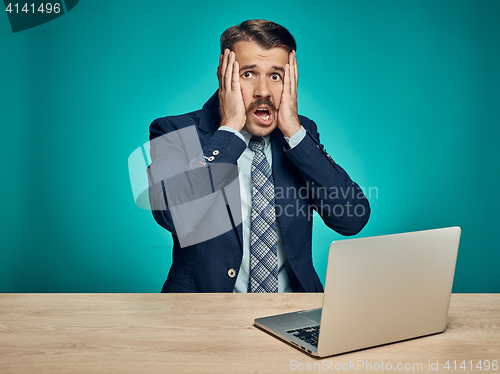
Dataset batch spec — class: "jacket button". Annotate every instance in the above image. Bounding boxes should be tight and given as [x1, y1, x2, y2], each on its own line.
[207, 156, 215, 162]
[227, 269, 236, 278]
[213, 150, 219, 156]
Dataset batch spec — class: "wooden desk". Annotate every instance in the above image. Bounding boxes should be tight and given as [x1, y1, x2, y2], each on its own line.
[0, 294, 498, 373]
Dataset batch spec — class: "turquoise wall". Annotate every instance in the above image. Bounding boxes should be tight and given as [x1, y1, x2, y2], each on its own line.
[1, 0, 498, 292]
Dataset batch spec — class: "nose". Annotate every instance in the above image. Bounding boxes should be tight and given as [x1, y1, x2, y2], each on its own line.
[253, 76, 271, 99]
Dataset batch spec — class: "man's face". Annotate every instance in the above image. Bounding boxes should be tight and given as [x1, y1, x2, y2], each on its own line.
[232, 41, 289, 137]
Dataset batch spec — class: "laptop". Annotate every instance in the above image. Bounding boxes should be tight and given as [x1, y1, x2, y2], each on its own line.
[254, 227, 461, 357]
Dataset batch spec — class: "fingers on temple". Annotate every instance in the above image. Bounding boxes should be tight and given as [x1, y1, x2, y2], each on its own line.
[218, 54, 223, 91]
[293, 50, 298, 83]
[284, 63, 291, 96]
[232, 60, 239, 91]
[290, 51, 297, 94]
[224, 51, 234, 91]
[220, 49, 230, 91]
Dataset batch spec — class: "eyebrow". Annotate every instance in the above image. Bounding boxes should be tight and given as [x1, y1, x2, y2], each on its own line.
[239, 64, 285, 73]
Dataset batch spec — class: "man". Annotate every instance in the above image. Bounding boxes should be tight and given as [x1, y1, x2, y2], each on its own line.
[148, 20, 370, 293]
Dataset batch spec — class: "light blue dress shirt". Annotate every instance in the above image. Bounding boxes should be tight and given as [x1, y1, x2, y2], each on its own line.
[218, 125, 307, 292]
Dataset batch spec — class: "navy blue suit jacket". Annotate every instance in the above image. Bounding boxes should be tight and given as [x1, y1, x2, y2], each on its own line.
[149, 91, 370, 292]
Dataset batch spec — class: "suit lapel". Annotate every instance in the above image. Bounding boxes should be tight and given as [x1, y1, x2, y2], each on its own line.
[271, 128, 291, 239]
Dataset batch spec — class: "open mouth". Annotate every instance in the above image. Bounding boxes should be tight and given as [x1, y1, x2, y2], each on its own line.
[253, 106, 273, 126]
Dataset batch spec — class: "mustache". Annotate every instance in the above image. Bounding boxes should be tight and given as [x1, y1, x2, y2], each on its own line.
[247, 98, 277, 112]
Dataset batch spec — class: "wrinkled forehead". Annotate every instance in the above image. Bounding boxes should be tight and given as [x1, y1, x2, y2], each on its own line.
[233, 41, 289, 70]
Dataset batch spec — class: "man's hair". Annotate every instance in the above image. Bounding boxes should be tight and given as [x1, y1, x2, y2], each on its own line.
[220, 20, 296, 54]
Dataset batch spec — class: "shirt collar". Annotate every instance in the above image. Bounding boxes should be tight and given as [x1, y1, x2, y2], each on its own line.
[240, 129, 272, 150]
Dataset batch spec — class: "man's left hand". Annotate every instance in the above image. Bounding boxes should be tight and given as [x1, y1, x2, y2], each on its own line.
[277, 50, 302, 138]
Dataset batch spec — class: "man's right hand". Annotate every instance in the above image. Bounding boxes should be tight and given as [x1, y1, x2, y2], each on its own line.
[217, 49, 246, 131]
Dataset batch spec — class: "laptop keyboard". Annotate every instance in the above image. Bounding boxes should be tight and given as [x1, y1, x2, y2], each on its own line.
[287, 325, 320, 347]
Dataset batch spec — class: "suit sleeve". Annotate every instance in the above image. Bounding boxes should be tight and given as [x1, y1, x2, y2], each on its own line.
[284, 118, 370, 236]
[148, 117, 246, 235]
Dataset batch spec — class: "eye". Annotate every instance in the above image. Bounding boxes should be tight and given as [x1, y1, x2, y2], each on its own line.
[242, 71, 253, 78]
[270, 73, 282, 81]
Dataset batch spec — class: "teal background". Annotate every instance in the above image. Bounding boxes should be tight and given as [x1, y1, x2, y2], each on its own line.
[1, 0, 499, 292]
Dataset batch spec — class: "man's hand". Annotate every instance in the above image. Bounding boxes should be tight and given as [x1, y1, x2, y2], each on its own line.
[217, 49, 246, 131]
[277, 50, 302, 138]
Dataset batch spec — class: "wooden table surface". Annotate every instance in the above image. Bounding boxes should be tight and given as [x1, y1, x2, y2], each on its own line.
[0, 293, 499, 373]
